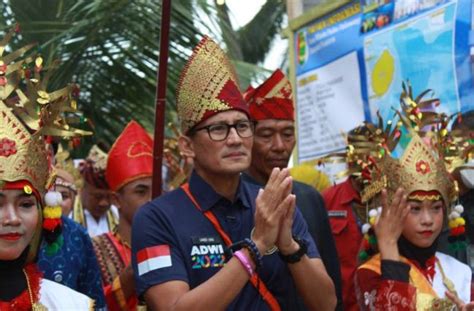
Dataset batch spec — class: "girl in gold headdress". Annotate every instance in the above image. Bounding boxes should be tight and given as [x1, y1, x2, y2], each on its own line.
[0, 27, 93, 310]
[354, 83, 474, 310]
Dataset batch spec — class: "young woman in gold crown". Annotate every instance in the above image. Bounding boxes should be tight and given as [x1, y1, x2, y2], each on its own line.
[0, 27, 93, 310]
[353, 83, 474, 310]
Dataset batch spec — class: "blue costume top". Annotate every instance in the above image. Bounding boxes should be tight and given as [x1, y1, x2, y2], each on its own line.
[38, 216, 106, 310]
[132, 171, 320, 310]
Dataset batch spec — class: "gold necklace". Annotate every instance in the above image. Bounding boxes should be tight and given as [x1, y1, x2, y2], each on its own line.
[23, 269, 48, 311]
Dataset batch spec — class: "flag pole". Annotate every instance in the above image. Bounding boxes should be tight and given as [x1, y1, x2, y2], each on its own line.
[152, 0, 171, 198]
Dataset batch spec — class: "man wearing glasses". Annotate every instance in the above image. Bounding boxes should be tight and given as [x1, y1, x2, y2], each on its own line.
[243, 69, 343, 310]
[131, 36, 336, 311]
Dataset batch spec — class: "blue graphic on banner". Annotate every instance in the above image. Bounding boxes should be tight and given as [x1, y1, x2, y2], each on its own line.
[454, 0, 474, 113]
[293, 0, 473, 162]
[364, 2, 459, 122]
[296, 3, 362, 76]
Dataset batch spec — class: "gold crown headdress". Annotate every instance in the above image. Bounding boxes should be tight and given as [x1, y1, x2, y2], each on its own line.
[54, 144, 83, 191]
[314, 81, 471, 259]
[176, 36, 249, 134]
[0, 26, 91, 263]
[353, 81, 469, 259]
[0, 26, 91, 194]
[357, 82, 459, 205]
[316, 81, 458, 205]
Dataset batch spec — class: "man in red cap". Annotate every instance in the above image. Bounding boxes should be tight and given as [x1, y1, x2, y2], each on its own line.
[244, 69, 343, 310]
[93, 120, 153, 310]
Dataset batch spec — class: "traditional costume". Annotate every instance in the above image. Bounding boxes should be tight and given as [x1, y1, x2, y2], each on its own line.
[321, 177, 363, 310]
[54, 145, 83, 218]
[38, 216, 106, 309]
[0, 27, 93, 309]
[438, 128, 474, 266]
[352, 82, 472, 310]
[74, 145, 119, 236]
[93, 120, 153, 310]
[37, 146, 106, 309]
[314, 122, 376, 310]
[243, 69, 343, 310]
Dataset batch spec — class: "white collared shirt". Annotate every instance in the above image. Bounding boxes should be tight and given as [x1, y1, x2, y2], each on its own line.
[83, 205, 119, 237]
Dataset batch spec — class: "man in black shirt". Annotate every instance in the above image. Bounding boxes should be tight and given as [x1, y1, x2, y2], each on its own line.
[243, 69, 343, 310]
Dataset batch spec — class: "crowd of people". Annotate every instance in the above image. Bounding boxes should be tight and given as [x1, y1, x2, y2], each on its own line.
[0, 26, 473, 311]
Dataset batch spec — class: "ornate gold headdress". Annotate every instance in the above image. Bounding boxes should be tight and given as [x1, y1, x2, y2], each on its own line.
[176, 36, 249, 133]
[359, 82, 467, 205]
[0, 26, 91, 263]
[354, 81, 470, 258]
[366, 134, 454, 205]
[54, 144, 83, 191]
[316, 81, 472, 259]
[0, 26, 91, 194]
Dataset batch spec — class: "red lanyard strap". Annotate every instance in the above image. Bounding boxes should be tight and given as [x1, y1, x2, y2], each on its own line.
[181, 183, 281, 311]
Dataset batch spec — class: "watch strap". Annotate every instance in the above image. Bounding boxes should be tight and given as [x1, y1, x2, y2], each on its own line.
[278, 236, 308, 264]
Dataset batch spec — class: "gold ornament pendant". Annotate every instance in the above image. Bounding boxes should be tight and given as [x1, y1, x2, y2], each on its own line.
[32, 302, 48, 311]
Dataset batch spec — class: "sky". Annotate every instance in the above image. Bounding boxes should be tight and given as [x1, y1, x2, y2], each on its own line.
[225, 0, 266, 27]
[224, 0, 288, 70]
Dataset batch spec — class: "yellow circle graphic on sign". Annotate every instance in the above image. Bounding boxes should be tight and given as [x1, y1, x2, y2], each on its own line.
[371, 49, 394, 97]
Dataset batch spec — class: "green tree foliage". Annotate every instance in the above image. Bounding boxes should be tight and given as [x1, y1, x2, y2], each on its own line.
[0, 0, 285, 153]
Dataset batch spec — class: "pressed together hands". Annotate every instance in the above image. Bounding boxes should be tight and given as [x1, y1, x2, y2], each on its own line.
[252, 167, 300, 257]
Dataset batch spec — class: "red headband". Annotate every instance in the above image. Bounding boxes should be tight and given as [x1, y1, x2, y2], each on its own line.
[244, 69, 294, 121]
[2, 180, 42, 204]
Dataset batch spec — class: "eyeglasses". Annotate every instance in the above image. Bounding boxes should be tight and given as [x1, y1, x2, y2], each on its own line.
[192, 120, 255, 141]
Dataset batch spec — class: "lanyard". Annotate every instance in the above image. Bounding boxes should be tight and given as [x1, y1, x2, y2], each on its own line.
[181, 183, 281, 311]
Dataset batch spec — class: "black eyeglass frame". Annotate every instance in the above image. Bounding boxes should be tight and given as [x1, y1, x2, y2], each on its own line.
[190, 120, 256, 141]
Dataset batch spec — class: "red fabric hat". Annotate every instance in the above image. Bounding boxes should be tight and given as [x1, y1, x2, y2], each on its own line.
[244, 69, 294, 121]
[105, 121, 153, 192]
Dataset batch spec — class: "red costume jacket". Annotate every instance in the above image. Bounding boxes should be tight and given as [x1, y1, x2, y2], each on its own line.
[322, 178, 362, 310]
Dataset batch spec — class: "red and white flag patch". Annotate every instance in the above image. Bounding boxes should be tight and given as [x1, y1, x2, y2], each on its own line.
[137, 245, 172, 276]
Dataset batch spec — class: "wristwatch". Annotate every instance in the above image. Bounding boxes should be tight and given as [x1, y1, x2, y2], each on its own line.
[278, 236, 308, 264]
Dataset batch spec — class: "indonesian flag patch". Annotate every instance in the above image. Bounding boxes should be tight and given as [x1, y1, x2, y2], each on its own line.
[137, 245, 172, 276]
